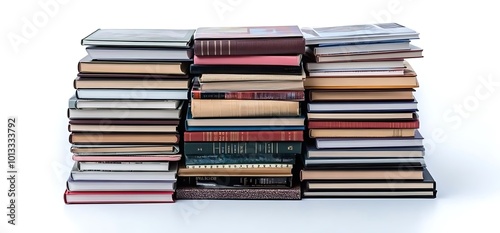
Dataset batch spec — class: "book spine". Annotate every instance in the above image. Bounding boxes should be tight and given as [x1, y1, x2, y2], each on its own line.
[191, 99, 300, 118]
[179, 176, 292, 188]
[68, 98, 77, 109]
[184, 131, 303, 142]
[184, 154, 296, 165]
[308, 120, 420, 129]
[191, 90, 305, 100]
[184, 142, 302, 155]
[194, 38, 305, 56]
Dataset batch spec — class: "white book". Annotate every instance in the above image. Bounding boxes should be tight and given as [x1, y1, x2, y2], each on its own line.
[307, 101, 418, 112]
[71, 162, 177, 181]
[86, 47, 192, 61]
[314, 41, 410, 55]
[76, 89, 188, 100]
[316, 131, 423, 149]
[307, 60, 404, 71]
[79, 161, 170, 172]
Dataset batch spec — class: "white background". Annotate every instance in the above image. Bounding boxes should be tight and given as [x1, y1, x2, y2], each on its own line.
[1, 0, 499, 232]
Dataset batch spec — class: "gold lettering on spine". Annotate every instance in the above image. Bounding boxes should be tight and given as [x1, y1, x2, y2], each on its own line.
[228, 40, 231, 55]
[201, 41, 204, 56]
[207, 41, 210, 56]
[214, 40, 217, 56]
[220, 40, 222, 55]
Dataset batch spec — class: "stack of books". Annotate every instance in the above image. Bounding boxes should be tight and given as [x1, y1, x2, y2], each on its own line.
[301, 23, 437, 198]
[176, 26, 306, 200]
[64, 29, 195, 204]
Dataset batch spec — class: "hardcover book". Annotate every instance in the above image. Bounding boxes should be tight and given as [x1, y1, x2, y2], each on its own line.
[82, 29, 195, 47]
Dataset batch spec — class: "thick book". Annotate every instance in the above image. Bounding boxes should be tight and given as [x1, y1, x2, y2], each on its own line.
[302, 23, 419, 45]
[191, 99, 300, 118]
[175, 185, 301, 200]
[184, 142, 302, 155]
[67, 108, 181, 119]
[190, 64, 303, 75]
[178, 166, 292, 177]
[309, 89, 414, 101]
[67, 176, 176, 192]
[82, 28, 195, 48]
[64, 190, 174, 204]
[308, 120, 419, 129]
[69, 133, 179, 145]
[199, 73, 305, 82]
[194, 25, 304, 56]
[178, 176, 293, 188]
[309, 128, 416, 138]
[316, 130, 424, 149]
[69, 95, 181, 109]
[73, 78, 190, 89]
[75, 89, 189, 100]
[86, 47, 193, 61]
[184, 154, 296, 165]
[184, 131, 303, 142]
[71, 162, 178, 181]
[78, 56, 188, 74]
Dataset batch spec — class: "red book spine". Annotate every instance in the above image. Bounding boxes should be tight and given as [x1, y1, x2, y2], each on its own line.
[308, 120, 420, 129]
[184, 131, 304, 142]
[191, 90, 305, 100]
[194, 38, 305, 56]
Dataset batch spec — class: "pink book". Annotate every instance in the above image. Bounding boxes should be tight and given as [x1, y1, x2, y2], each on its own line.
[72, 154, 181, 162]
[194, 55, 301, 66]
[64, 190, 174, 204]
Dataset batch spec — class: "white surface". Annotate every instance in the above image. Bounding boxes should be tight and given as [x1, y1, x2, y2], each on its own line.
[1, 0, 500, 232]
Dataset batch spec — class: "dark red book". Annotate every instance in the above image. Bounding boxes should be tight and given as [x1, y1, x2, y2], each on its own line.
[194, 26, 304, 56]
[191, 90, 305, 100]
[308, 120, 420, 129]
[184, 131, 303, 142]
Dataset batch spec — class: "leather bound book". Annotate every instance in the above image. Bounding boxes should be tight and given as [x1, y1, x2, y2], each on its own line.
[175, 185, 301, 200]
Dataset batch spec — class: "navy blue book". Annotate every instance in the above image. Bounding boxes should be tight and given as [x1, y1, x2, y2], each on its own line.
[185, 154, 296, 165]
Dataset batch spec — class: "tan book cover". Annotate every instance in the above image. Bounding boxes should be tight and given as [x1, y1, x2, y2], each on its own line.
[191, 99, 300, 118]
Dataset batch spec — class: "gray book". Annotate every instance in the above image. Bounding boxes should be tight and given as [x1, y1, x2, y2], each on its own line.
[82, 29, 195, 48]
[76, 89, 188, 100]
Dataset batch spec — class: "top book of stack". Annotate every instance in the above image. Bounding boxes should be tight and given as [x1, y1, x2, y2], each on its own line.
[193, 26, 305, 56]
[82, 29, 195, 48]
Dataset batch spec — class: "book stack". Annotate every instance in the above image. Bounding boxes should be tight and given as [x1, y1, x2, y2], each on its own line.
[176, 26, 306, 200]
[64, 29, 195, 204]
[301, 23, 437, 198]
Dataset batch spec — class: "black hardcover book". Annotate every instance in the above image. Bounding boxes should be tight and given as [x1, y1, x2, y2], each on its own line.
[178, 176, 293, 188]
[184, 142, 302, 155]
[190, 64, 303, 75]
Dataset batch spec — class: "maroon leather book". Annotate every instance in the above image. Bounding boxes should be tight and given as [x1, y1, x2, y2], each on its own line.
[184, 131, 304, 142]
[69, 119, 180, 125]
[194, 25, 304, 56]
[308, 120, 420, 129]
[77, 73, 189, 79]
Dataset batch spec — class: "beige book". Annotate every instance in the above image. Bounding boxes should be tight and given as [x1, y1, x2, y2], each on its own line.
[78, 56, 186, 74]
[69, 133, 178, 144]
[304, 76, 418, 89]
[307, 112, 414, 120]
[68, 125, 177, 133]
[191, 99, 300, 118]
[200, 81, 304, 91]
[308, 182, 434, 190]
[74, 79, 189, 89]
[309, 129, 415, 138]
[310, 90, 414, 101]
[200, 72, 305, 82]
[300, 170, 423, 180]
[178, 167, 292, 176]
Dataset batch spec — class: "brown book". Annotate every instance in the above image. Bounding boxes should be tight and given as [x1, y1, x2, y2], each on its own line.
[309, 129, 416, 138]
[300, 169, 423, 180]
[71, 145, 176, 154]
[310, 89, 414, 101]
[191, 99, 300, 118]
[74, 78, 190, 89]
[175, 185, 302, 200]
[78, 56, 187, 74]
[200, 72, 305, 82]
[69, 133, 179, 144]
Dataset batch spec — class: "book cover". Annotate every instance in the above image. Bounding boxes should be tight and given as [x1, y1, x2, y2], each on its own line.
[82, 29, 195, 47]
[175, 185, 301, 200]
[194, 25, 303, 39]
